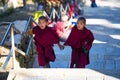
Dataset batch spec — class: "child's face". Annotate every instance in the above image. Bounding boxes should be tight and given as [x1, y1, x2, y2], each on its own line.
[38, 19, 48, 29]
[77, 20, 85, 30]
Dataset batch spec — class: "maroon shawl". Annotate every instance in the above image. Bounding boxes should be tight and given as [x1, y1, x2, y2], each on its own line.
[33, 26, 59, 66]
[64, 26, 94, 68]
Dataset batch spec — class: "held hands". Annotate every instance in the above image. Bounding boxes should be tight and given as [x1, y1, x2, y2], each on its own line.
[58, 43, 64, 50]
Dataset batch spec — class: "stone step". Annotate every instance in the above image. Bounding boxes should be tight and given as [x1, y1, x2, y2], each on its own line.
[7, 68, 120, 80]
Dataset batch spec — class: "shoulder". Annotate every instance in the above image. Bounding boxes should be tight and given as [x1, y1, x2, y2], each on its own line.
[46, 26, 55, 31]
[33, 26, 39, 30]
[72, 25, 77, 30]
[47, 26, 52, 29]
[85, 28, 93, 35]
[32, 26, 40, 33]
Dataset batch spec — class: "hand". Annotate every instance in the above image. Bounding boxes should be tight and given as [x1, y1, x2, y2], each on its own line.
[58, 44, 64, 50]
[60, 45, 65, 50]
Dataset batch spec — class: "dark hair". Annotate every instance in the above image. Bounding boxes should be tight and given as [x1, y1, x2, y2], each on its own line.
[38, 16, 48, 22]
[77, 17, 86, 24]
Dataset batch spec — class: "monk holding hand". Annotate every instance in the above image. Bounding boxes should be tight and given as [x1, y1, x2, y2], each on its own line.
[23, 16, 64, 68]
[64, 17, 94, 68]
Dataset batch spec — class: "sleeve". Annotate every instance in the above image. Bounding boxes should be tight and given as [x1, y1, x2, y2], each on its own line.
[82, 30, 94, 53]
[28, 29, 33, 34]
[64, 28, 76, 47]
[32, 26, 38, 34]
[64, 27, 80, 47]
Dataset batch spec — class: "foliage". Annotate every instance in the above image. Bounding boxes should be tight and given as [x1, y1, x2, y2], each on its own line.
[0, 0, 6, 6]
[0, 72, 9, 80]
[0, 7, 14, 18]
[16, 36, 34, 68]
[16, 53, 34, 68]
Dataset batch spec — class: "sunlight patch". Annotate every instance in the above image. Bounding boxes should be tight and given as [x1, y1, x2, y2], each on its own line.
[86, 19, 120, 29]
[110, 35, 120, 40]
[93, 40, 107, 44]
[86, 19, 110, 25]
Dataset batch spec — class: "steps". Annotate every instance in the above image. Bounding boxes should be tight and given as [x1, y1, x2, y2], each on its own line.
[7, 68, 120, 80]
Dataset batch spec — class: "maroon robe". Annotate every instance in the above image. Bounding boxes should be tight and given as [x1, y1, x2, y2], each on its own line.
[64, 26, 94, 68]
[33, 26, 59, 66]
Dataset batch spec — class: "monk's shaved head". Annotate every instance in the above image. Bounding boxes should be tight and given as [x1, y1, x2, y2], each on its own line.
[77, 17, 86, 24]
[39, 16, 48, 22]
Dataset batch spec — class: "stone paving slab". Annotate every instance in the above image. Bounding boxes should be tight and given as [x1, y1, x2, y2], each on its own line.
[7, 68, 120, 80]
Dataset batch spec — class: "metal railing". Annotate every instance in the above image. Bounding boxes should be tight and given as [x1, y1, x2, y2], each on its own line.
[2, 16, 34, 69]
[24, 16, 34, 55]
[0, 22, 13, 46]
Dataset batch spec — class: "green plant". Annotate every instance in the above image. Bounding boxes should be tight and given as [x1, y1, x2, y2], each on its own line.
[0, 7, 14, 18]
[16, 36, 35, 68]
[0, 72, 9, 80]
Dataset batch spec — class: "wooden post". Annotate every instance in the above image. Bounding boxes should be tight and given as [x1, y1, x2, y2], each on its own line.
[11, 27, 20, 69]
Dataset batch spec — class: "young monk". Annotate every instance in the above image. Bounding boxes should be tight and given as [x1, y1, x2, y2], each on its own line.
[64, 17, 94, 68]
[23, 16, 63, 68]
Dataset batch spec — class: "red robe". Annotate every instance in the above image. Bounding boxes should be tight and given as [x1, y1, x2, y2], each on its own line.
[33, 26, 59, 66]
[64, 26, 94, 68]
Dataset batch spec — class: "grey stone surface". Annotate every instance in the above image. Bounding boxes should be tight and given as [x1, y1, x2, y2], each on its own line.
[115, 60, 120, 69]
[105, 75, 120, 80]
[105, 60, 115, 69]
[7, 69, 106, 80]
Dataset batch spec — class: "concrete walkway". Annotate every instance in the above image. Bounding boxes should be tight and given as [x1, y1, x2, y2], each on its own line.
[7, 68, 119, 80]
